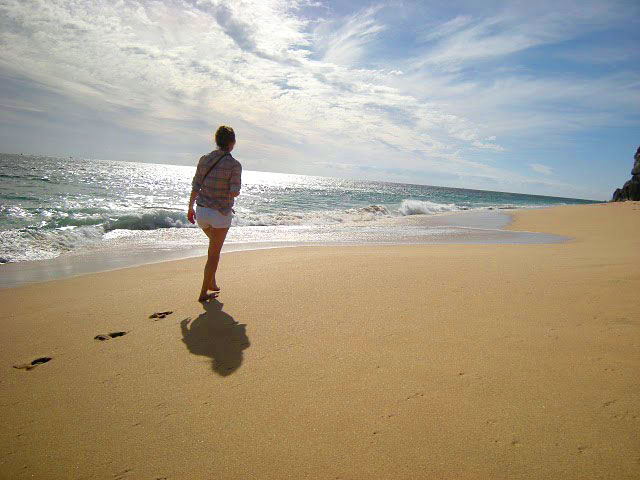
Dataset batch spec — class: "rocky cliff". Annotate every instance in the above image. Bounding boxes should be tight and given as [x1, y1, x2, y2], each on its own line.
[612, 146, 640, 201]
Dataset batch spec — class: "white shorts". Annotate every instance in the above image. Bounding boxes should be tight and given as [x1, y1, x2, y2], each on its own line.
[196, 205, 233, 229]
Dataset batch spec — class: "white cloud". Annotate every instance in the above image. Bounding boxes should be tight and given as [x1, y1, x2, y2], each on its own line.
[472, 141, 506, 152]
[314, 5, 386, 66]
[420, 15, 473, 43]
[0, 0, 636, 199]
[0, 100, 44, 113]
[530, 163, 554, 175]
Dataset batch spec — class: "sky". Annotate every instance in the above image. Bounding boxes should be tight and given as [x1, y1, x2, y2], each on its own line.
[0, 0, 639, 200]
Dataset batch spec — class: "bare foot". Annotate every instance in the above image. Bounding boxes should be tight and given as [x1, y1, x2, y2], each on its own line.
[198, 291, 219, 302]
[198, 293, 212, 302]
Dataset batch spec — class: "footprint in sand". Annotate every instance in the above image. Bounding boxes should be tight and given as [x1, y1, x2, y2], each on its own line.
[94, 331, 128, 341]
[149, 311, 173, 320]
[13, 357, 52, 370]
[406, 392, 425, 400]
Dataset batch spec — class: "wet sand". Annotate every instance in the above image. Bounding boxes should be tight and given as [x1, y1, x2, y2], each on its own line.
[0, 202, 639, 479]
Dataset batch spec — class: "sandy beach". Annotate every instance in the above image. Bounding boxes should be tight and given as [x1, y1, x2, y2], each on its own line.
[1, 202, 639, 479]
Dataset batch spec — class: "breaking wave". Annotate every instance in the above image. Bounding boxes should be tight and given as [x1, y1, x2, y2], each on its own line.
[398, 200, 461, 216]
[235, 205, 391, 226]
[103, 210, 191, 231]
[0, 226, 105, 263]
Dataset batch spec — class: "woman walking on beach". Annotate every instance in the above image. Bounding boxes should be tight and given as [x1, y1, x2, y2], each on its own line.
[188, 126, 242, 302]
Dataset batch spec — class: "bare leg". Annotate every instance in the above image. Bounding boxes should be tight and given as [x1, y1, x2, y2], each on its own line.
[200, 227, 220, 297]
[199, 227, 229, 302]
[208, 227, 229, 292]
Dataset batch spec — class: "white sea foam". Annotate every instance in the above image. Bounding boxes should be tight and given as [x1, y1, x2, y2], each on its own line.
[103, 210, 193, 231]
[234, 205, 391, 226]
[0, 226, 105, 263]
[0, 205, 34, 218]
[398, 199, 460, 216]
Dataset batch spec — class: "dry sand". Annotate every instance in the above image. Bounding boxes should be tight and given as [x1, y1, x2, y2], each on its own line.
[1, 202, 639, 479]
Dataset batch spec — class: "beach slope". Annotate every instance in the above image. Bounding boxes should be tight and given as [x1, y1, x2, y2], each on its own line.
[1, 202, 639, 479]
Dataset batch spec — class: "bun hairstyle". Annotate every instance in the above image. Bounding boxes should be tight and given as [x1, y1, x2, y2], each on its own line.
[215, 125, 235, 150]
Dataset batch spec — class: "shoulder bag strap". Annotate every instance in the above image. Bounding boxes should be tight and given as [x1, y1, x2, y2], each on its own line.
[201, 152, 230, 184]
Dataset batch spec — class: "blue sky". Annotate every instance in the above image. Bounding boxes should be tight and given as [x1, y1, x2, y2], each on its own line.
[0, 0, 638, 200]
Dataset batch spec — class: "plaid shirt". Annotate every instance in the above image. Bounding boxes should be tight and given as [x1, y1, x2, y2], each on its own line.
[191, 150, 242, 215]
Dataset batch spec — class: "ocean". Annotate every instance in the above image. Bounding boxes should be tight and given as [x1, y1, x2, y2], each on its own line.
[0, 153, 597, 286]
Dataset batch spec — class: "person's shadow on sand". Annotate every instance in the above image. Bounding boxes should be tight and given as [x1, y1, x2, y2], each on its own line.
[180, 299, 250, 376]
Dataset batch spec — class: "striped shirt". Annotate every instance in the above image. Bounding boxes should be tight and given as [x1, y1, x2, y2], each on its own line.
[191, 150, 242, 215]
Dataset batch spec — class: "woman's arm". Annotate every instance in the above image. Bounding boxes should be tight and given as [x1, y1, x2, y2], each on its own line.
[189, 156, 204, 224]
[187, 190, 198, 224]
[229, 162, 242, 199]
